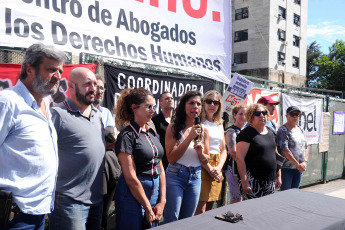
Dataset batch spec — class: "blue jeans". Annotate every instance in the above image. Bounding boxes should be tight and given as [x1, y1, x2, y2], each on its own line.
[164, 163, 201, 224]
[0, 213, 45, 230]
[49, 193, 103, 230]
[115, 174, 159, 230]
[281, 168, 303, 191]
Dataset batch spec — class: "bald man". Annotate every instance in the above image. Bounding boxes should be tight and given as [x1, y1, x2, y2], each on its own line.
[49, 67, 105, 230]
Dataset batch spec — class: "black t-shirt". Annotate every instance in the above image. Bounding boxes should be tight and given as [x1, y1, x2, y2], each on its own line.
[115, 121, 164, 176]
[236, 126, 277, 181]
[152, 112, 169, 169]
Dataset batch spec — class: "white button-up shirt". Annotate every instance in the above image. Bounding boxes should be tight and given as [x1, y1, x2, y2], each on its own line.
[0, 81, 58, 214]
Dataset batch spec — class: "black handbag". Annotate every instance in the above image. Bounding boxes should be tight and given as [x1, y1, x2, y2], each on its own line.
[0, 189, 13, 226]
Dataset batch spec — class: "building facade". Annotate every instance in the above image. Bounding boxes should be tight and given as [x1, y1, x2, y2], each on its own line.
[232, 0, 307, 86]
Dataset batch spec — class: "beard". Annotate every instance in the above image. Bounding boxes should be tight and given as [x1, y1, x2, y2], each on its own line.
[75, 84, 94, 106]
[32, 72, 59, 96]
[93, 94, 103, 106]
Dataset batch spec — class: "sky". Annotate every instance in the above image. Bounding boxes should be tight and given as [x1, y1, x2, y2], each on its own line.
[307, 0, 345, 54]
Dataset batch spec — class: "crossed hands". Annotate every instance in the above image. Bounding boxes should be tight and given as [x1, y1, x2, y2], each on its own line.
[208, 166, 224, 183]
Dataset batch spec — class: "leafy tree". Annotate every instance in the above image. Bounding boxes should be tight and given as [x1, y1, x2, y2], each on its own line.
[306, 41, 322, 87]
[314, 40, 345, 91]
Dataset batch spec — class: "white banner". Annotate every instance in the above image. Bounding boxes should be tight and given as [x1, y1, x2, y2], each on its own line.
[244, 88, 281, 128]
[0, 0, 231, 83]
[282, 94, 323, 145]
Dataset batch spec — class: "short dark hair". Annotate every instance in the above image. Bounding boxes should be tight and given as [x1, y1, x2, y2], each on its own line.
[159, 91, 171, 102]
[19, 43, 66, 80]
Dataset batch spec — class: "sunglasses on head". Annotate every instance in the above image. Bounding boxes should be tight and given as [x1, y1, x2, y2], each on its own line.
[289, 112, 300, 117]
[205, 99, 220, 105]
[254, 110, 268, 116]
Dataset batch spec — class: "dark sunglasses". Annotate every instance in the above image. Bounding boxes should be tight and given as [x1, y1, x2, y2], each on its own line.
[289, 112, 300, 117]
[254, 110, 268, 116]
[205, 99, 220, 105]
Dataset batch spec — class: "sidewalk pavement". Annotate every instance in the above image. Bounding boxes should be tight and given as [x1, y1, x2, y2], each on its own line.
[302, 178, 345, 199]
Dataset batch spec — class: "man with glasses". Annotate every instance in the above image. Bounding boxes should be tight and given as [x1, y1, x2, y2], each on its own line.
[49, 67, 105, 229]
[152, 91, 175, 169]
[257, 95, 280, 133]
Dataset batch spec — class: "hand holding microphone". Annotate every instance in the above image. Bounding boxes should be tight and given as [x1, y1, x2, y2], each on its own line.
[194, 117, 201, 141]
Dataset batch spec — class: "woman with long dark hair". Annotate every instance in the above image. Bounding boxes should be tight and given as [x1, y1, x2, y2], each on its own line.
[164, 90, 209, 223]
[115, 87, 166, 229]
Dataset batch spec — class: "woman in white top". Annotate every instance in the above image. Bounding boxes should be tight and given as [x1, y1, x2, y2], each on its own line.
[195, 90, 227, 214]
[164, 90, 210, 223]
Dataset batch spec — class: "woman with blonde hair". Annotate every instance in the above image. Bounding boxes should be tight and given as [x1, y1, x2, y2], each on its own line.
[236, 104, 281, 200]
[195, 90, 227, 214]
[224, 103, 247, 204]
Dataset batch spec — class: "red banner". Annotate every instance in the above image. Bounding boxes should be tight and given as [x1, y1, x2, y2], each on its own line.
[0, 63, 97, 103]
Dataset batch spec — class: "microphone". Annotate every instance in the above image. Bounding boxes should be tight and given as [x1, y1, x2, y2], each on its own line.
[194, 117, 200, 141]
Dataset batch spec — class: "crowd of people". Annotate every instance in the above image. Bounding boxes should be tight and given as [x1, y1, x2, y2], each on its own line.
[0, 43, 309, 230]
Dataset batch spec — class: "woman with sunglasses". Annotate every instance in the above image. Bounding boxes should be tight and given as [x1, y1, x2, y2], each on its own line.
[114, 87, 166, 229]
[236, 104, 281, 199]
[224, 103, 247, 204]
[195, 90, 226, 214]
[277, 106, 309, 191]
[164, 90, 210, 223]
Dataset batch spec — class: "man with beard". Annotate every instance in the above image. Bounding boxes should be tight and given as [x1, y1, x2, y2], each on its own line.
[0, 43, 65, 229]
[49, 67, 105, 230]
[152, 91, 174, 169]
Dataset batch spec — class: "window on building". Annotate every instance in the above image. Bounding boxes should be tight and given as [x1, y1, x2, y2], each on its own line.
[234, 52, 248, 64]
[294, 14, 300, 26]
[292, 56, 299, 68]
[278, 29, 286, 41]
[278, 52, 285, 65]
[294, 0, 301, 5]
[235, 8, 249, 20]
[293, 35, 300, 47]
[278, 6, 286, 19]
[234, 30, 248, 42]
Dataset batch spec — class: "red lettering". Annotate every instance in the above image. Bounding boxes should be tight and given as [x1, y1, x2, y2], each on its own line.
[183, 0, 207, 19]
[225, 94, 241, 105]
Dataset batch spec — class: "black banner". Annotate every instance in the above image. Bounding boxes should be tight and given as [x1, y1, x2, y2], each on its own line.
[104, 63, 214, 113]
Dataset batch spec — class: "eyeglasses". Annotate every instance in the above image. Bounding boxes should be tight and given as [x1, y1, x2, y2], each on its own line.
[289, 112, 300, 117]
[96, 86, 104, 91]
[138, 104, 156, 111]
[254, 110, 268, 116]
[205, 99, 220, 105]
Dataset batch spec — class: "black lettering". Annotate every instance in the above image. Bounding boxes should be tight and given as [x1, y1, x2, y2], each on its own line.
[141, 20, 150, 35]
[117, 9, 129, 30]
[179, 30, 188, 44]
[189, 32, 196, 45]
[31, 22, 44, 40]
[70, 0, 82, 18]
[104, 39, 115, 55]
[205, 59, 213, 70]
[82, 34, 91, 50]
[60, 0, 69, 14]
[307, 113, 314, 132]
[88, 1, 100, 23]
[170, 24, 179, 42]
[150, 44, 163, 62]
[160, 25, 169, 40]
[129, 11, 139, 33]
[163, 51, 174, 65]
[92, 36, 103, 53]
[138, 47, 147, 61]
[69, 32, 82, 49]
[5, 8, 11, 35]
[52, 0, 60, 13]
[14, 18, 29, 38]
[127, 44, 137, 59]
[213, 60, 221, 71]
[115, 36, 127, 57]
[101, 9, 112, 26]
[52, 21, 67, 45]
